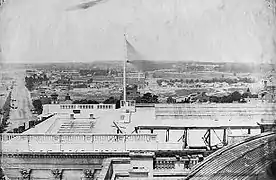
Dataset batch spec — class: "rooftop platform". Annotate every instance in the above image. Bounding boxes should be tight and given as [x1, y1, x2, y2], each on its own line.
[2, 103, 274, 153]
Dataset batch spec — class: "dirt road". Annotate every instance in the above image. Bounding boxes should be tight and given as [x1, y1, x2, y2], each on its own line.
[6, 70, 34, 131]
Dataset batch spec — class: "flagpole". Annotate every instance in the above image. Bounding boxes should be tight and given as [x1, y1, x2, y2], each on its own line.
[123, 33, 127, 103]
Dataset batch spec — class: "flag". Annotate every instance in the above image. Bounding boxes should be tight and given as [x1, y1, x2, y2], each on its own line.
[125, 38, 143, 62]
[125, 38, 149, 72]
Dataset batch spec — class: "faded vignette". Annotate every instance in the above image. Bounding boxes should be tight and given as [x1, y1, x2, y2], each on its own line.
[0, 0, 276, 180]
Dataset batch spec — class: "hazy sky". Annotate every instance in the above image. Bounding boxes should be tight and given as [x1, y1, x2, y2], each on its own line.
[0, 0, 275, 64]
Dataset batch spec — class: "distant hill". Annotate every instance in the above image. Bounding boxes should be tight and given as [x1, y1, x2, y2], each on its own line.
[6, 60, 276, 73]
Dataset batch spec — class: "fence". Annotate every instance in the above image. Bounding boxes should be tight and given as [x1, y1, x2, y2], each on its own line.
[1, 133, 185, 152]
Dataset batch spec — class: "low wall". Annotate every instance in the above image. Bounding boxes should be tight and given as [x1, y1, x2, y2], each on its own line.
[1, 134, 161, 152]
[43, 104, 116, 114]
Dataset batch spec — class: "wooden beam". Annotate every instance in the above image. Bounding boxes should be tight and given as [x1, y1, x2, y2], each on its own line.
[135, 125, 260, 130]
[223, 128, 227, 145]
[183, 129, 188, 149]
[165, 129, 170, 142]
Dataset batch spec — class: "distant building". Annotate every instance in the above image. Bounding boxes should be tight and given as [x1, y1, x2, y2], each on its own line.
[26, 69, 37, 76]
[39, 93, 51, 104]
[50, 92, 59, 104]
[120, 84, 140, 101]
[92, 75, 116, 83]
[197, 92, 210, 102]
[116, 72, 146, 88]
[260, 73, 276, 102]
[60, 93, 73, 104]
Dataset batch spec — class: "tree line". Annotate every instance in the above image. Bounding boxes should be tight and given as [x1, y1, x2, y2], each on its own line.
[25, 74, 49, 91]
[157, 77, 255, 86]
[31, 90, 257, 114]
[31, 92, 160, 112]
[167, 90, 257, 104]
[0, 92, 12, 133]
[72, 93, 159, 108]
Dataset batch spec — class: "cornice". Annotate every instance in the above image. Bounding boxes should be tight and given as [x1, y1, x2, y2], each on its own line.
[0, 151, 129, 159]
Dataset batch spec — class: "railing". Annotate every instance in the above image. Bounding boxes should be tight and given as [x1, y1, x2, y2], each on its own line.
[42, 104, 116, 114]
[59, 104, 116, 110]
[135, 103, 155, 107]
[155, 155, 201, 170]
[0, 133, 190, 152]
[1, 133, 187, 152]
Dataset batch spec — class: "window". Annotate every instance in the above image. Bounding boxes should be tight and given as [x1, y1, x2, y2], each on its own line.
[73, 110, 81, 114]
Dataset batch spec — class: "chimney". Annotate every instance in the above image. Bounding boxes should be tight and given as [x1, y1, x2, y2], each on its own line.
[89, 114, 94, 119]
[70, 114, 75, 119]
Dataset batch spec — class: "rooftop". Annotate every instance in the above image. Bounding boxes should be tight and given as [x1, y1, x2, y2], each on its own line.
[186, 131, 276, 180]
[2, 103, 276, 153]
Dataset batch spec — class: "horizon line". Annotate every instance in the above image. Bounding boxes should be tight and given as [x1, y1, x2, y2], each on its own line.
[1, 60, 274, 65]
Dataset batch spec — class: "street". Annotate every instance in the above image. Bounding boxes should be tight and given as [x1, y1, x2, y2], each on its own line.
[5, 70, 34, 131]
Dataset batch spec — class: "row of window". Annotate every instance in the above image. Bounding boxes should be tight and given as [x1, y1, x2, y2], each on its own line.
[60, 105, 76, 109]
[60, 104, 114, 109]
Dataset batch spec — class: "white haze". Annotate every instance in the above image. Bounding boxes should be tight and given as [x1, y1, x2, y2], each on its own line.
[0, 0, 275, 64]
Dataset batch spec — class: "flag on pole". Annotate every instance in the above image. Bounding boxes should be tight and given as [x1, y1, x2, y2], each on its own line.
[125, 38, 143, 62]
[125, 38, 149, 72]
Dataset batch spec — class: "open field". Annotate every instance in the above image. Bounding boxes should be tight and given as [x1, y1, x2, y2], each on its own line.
[153, 71, 263, 80]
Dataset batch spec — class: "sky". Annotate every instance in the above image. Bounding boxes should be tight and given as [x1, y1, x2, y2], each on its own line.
[0, 0, 276, 64]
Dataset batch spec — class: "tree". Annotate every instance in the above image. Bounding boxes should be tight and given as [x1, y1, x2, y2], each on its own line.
[209, 96, 219, 103]
[166, 96, 176, 104]
[220, 95, 233, 103]
[156, 80, 163, 86]
[103, 97, 118, 104]
[73, 99, 99, 104]
[231, 91, 242, 102]
[43, 74, 48, 81]
[0, 167, 5, 179]
[185, 79, 189, 84]
[115, 100, 121, 109]
[152, 95, 159, 103]
[25, 77, 34, 91]
[87, 100, 100, 104]
[134, 96, 142, 103]
[32, 99, 43, 114]
[138, 93, 159, 103]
